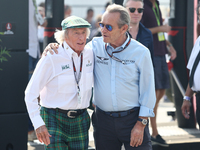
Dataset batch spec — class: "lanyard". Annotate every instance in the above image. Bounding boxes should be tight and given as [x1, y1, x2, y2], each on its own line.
[152, 3, 160, 26]
[71, 53, 83, 91]
[105, 38, 131, 65]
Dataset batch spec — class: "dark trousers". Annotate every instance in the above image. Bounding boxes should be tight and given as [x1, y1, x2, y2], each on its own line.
[196, 93, 200, 127]
[92, 108, 152, 150]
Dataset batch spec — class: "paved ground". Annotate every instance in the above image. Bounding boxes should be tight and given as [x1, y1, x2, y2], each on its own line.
[28, 98, 200, 150]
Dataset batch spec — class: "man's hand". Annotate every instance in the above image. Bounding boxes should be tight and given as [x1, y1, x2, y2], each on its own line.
[168, 45, 177, 60]
[92, 104, 96, 108]
[36, 125, 52, 146]
[161, 24, 171, 33]
[41, 20, 48, 27]
[130, 121, 145, 147]
[181, 100, 191, 119]
[42, 43, 59, 56]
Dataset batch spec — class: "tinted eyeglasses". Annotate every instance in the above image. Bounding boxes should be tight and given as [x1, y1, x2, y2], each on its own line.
[99, 23, 113, 31]
[129, 8, 144, 13]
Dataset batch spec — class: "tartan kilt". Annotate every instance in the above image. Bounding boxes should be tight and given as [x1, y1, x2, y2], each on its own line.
[40, 107, 90, 150]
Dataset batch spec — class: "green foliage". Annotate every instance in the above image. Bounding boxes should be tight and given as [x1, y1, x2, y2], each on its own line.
[0, 39, 11, 71]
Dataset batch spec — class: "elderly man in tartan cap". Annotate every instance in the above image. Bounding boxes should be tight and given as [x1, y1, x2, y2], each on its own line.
[25, 16, 94, 149]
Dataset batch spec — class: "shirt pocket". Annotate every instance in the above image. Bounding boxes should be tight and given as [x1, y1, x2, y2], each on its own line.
[84, 72, 93, 91]
[117, 63, 139, 82]
[58, 75, 76, 94]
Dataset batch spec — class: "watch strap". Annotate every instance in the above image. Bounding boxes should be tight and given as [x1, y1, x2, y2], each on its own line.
[183, 96, 191, 101]
[137, 118, 147, 125]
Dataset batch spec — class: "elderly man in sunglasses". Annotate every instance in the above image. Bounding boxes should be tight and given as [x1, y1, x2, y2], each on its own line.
[125, 0, 154, 64]
[43, 4, 156, 150]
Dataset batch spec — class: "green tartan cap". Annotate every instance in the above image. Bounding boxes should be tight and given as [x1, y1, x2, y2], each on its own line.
[61, 16, 91, 30]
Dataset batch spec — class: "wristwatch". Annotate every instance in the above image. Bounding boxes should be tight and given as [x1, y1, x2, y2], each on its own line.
[137, 118, 148, 126]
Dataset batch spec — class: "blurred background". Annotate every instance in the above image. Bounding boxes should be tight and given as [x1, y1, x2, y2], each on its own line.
[36, 0, 170, 20]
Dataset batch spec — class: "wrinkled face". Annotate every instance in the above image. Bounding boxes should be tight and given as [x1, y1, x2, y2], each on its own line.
[100, 12, 126, 47]
[65, 28, 87, 52]
[126, 1, 144, 24]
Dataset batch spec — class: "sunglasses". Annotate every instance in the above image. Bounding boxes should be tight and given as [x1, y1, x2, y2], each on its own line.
[99, 23, 113, 31]
[129, 8, 144, 13]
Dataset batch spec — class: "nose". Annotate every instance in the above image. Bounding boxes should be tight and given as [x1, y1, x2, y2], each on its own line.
[79, 33, 85, 40]
[100, 25, 108, 33]
[134, 9, 139, 14]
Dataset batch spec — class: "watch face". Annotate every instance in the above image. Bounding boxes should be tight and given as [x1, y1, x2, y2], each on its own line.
[142, 119, 147, 125]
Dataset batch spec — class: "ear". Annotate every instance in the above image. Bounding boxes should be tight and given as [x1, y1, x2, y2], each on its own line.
[121, 24, 129, 34]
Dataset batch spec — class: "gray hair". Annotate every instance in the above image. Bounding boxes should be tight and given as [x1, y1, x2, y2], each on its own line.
[124, 0, 143, 6]
[105, 4, 130, 30]
[54, 28, 90, 44]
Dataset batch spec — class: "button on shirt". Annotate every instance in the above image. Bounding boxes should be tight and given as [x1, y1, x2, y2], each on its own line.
[25, 41, 94, 129]
[187, 36, 200, 91]
[87, 35, 156, 117]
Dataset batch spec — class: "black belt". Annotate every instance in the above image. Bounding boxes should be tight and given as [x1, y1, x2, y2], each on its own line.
[96, 107, 139, 118]
[52, 108, 86, 118]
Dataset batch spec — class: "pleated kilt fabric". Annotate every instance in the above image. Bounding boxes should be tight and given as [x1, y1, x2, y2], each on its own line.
[40, 107, 90, 150]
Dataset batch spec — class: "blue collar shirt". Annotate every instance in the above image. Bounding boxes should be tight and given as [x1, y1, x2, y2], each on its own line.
[87, 34, 156, 117]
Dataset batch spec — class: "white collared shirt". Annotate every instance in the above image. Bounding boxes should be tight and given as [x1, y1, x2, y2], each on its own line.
[25, 41, 94, 130]
[187, 36, 200, 91]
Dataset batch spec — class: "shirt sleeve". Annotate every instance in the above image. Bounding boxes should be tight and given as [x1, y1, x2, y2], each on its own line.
[86, 40, 96, 105]
[187, 37, 200, 71]
[138, 49, 156, 117]
[24, 55, 54, 130]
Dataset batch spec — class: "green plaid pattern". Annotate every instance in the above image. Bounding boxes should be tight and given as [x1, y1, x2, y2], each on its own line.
[40, 107, 90, 150]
